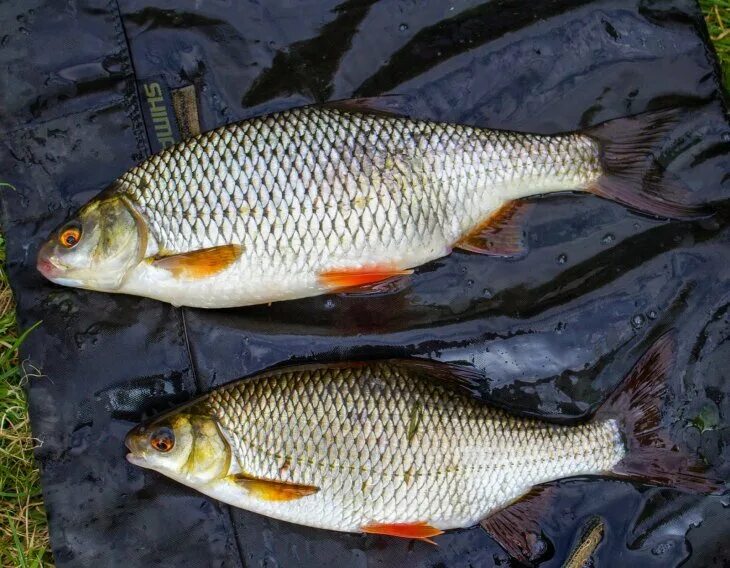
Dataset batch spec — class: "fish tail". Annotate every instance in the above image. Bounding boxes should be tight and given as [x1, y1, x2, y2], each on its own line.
[584, 109, 711, 220]
[595, 330, 723, 493]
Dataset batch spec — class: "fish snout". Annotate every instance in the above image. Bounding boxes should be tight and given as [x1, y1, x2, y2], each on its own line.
[124, 425, 147, 454]
[36, 243, 61, 279]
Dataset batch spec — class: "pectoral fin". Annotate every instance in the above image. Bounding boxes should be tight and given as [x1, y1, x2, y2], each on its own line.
[361, 521, 444, 544]
[455, 201, 532, 257]
[479, 484, 556, 566]
[231, 474, 319, 502]
[319, 265, 413, 291]
[151, 244, 242, 279]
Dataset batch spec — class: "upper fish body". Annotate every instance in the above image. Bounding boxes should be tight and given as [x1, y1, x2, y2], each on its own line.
[125, 333, 718, 561]
[37, 103, 701, 308]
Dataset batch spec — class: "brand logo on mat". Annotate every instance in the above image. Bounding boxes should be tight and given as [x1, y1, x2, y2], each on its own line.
[143, 82, 176, 149]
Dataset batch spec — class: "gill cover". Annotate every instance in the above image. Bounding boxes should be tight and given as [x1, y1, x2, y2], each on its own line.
[37, 192, 147, 291]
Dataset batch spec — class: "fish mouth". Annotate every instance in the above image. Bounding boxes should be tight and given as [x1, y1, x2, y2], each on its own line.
[125, 453, 147, 467]
[36, 251, 82, 286]
[36, 255, 62, 279]
[124, 428, 148, 467]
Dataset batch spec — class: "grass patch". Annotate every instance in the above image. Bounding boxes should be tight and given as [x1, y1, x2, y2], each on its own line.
[0, 3, 727, 566]
[0, 234, 51, 567]
[702, 0, 730, 91]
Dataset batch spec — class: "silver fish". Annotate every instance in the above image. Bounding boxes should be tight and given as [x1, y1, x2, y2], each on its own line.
[125, 333, 718, 563]
[37, 103, 703, 308]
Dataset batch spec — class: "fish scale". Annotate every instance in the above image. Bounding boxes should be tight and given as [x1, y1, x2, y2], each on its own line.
[195, 361, 624, 531]
[118, 106, 598, 262]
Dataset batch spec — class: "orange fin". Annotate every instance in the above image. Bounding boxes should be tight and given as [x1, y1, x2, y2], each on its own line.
[480, 484, 556, 566]
[455, 201, 532, 257]
[231, 474, 319, 502]
[152, 244, 242, 279]
[319, 265, 413, 291]
[361, 521, 444, 544]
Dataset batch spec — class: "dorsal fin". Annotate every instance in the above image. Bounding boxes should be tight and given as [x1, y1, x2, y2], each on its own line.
[320, 96, 410, 118]
[389, 358, 484, 398]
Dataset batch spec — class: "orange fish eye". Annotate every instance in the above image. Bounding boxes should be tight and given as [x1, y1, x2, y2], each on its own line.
[150, 427, 175, 453]
[59, 226, 81, 248]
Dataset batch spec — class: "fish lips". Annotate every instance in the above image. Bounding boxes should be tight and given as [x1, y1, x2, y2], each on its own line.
[124, 425, 149, 466]
[36, 245, 83, 286]
[36, 254, 62, 280]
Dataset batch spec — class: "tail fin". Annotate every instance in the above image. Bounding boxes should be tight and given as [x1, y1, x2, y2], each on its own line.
[585, 109, 711, 220]
[596, 331, 723, 493]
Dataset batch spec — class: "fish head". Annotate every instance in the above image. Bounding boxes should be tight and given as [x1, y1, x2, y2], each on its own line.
[37, 193, 147, 291]
[125, 411, 231, 485]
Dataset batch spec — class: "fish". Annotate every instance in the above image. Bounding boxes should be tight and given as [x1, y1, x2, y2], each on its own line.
[37, 101, 707, 308]
[125, 332, 720, 564]
[562, 516, 604, 568]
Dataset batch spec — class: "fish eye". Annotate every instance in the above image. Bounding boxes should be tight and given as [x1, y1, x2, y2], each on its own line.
[59, 226, 82, 248]
[150, 427, 175, 453]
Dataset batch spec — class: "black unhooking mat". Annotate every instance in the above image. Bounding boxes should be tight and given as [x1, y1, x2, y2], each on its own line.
[1, 1, 729, 566]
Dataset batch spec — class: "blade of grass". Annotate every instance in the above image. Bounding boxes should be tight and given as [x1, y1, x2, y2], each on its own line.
[0, 231, 51, 566]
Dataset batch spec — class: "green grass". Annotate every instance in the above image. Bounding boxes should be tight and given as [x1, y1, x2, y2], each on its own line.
[0, 4, 728, 566]
[702, 0, 730, 90]
[0, 233, 51, 567]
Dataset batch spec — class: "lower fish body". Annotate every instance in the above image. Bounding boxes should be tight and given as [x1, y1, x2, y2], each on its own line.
[125, 333, 718, 563]
[37, 103, 705, 308]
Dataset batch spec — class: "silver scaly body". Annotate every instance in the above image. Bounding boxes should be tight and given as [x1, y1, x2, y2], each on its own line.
[114, 107, 601, 307]
[184, 362, 624, 531]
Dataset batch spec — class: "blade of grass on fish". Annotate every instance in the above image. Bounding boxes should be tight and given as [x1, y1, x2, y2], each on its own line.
[0, 322, 41, 369]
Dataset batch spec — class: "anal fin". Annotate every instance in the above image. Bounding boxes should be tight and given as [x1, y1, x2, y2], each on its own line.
[361, 521, 444, 545]
[455, 201, 532, 257]
[231, 474, 319, 502]
[152, 244, 242, 279]
[480, 484, 556, 566]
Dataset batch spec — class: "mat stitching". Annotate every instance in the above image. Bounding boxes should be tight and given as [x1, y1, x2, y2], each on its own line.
[109, 2, 247, 567]
[178, 308, 247, 568]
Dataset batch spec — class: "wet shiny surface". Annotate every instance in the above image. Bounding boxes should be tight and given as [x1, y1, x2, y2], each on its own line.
[0, 0, 728, 566]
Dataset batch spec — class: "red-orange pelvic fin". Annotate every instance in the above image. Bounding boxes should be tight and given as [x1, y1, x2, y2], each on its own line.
[152, 244, 242, 279]
[480, 484, 556, 566]
[361, 521, 444, 544]
[319, 265, 413, 291]
[231, 474, 319, 502]
[455, 201, 532, 257]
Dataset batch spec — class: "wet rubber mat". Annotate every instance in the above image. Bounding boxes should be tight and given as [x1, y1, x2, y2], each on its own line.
[0, 1, 728, 566]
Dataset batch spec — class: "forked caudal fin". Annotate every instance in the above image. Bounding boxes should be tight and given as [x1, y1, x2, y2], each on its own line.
[596, 330, 723, 493]
[479, 331, 723, 567]
[584, 109, 711, 220]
